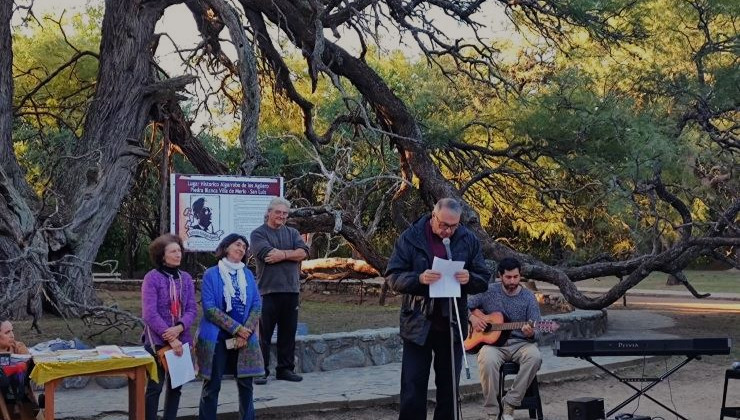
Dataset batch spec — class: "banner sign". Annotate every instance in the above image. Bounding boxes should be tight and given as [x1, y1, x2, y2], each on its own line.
[170, 174, 283, 252]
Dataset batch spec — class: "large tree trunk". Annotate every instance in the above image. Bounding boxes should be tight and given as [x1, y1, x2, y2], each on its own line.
[46, 0, 180, 315]
[0, 0, 195, 318]
[0, 0, 46, 320]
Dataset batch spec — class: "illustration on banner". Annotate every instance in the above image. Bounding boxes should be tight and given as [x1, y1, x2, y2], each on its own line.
[184, 196, 224, 241]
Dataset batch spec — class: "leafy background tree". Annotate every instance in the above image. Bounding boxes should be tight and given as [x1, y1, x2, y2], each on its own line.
[0, 0, 736, 321]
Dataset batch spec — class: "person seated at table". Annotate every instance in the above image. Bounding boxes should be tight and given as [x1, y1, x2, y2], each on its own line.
[0, 321, 28, 355]
[0, 320, 35, 420]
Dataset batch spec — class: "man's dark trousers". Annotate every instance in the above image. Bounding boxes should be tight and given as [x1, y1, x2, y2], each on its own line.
[398, 325, 462, 420]
[259, 292, 299, 375]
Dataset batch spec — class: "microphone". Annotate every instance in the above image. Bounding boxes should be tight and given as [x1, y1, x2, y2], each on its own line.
[442, 237, 452, 260]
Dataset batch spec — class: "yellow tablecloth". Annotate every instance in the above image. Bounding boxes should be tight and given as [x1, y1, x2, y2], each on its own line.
[30, 356, 158, 385]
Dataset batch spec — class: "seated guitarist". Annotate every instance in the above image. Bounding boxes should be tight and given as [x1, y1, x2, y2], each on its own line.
[467, 258, 542, 420]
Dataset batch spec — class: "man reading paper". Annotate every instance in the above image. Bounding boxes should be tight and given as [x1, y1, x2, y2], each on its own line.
[386, 198, 490, 420]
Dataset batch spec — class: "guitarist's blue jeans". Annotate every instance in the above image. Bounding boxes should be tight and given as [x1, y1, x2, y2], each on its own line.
[399, 331, 462, 420]
[477, 341, 541, 416]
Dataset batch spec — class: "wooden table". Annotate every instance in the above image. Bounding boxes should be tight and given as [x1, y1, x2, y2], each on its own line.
[30, 356, 157, 420]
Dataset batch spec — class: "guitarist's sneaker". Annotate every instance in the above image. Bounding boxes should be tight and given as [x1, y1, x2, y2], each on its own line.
[502, 402, 515, 420]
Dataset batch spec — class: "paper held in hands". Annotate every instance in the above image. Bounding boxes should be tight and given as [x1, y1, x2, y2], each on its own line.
[429, 256, 465, 298]
[164, 343, 196, 388]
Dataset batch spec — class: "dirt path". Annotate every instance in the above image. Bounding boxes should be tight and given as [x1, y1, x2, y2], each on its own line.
[273, 358, 732, 419]
[274, 307, 739, 420]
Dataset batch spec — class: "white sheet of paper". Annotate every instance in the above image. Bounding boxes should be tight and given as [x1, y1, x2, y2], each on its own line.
[164, 343, 196, 388]
[429, 256, 465, 298]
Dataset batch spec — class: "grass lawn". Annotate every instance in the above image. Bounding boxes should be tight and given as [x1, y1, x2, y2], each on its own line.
[299, 291, 400, 334]
[9, 269, 736, 348]
[563, 269, 739, 294]
[10, 288, 401, 348]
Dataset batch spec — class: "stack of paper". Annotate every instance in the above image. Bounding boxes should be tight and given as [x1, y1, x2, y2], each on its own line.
[163, 343, 196, 387]
[429, 257, 465, 298]
[96, 345, 125, 358]
[121, 346, 152, 358]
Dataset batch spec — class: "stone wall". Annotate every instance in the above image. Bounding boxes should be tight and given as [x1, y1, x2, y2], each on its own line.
[52, 309, 607, 390]
[298, 328, 403, 373]
[537, 309, 608, 346]
[266, 309, 607, 373]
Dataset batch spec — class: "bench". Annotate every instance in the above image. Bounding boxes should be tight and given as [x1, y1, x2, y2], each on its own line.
[92, 273, 142, 291]
[92, 272, 122, 282]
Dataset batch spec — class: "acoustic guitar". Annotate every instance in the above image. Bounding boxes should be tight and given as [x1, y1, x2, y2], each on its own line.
[464, 309, 559, 354]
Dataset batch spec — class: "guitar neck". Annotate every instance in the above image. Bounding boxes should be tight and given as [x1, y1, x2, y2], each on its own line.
[489, 321, 529, 331]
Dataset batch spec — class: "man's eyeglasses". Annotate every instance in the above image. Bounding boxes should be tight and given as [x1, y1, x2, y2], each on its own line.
[433, 214, 459, 231]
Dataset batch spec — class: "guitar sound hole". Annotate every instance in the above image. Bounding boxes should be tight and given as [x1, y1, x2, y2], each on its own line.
[484, 324, 492, 333]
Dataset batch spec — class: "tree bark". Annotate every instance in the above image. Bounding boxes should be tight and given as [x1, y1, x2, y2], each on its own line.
[203, 0, 263, 175]
[287, 206, 388, 274]
[1, 0, 196, 317]
[666, 274, 681, 286]
[166, 100, 229, 175]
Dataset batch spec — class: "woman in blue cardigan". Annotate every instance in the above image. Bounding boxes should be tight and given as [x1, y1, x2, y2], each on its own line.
[196, 233, 264, 420]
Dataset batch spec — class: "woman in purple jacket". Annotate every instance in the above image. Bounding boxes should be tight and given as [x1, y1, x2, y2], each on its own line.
[141, 234, 198, 420]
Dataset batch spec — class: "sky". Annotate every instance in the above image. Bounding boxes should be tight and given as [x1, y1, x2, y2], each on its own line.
[18, 0, 204, 75]
[21, 0, 519, 67]
[16, 0, 521, 129]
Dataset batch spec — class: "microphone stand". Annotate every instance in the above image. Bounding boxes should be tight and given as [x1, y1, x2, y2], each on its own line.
[452, 297, 470, 379]
[448, 297, 459, 420]
[443, 238, 469, 420]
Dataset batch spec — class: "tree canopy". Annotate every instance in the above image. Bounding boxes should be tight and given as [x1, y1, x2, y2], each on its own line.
[0, 0, 737, 322]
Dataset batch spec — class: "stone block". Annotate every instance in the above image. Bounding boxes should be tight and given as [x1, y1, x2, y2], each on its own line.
[368, 344, 388, 365]
[95, 376, 128, 389]
[310, 340, 328, 354]
[321, 347, 366, 371]
[300, 345, 318, 373]
[62, 376, 90, 389]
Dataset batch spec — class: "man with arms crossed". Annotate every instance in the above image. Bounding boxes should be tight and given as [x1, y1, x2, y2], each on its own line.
[250, 197, 309, 384]
[386, 198, 489, 420]
[468, 257, 542, 420]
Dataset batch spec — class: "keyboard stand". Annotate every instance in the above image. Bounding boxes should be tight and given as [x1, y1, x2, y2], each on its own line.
[581, 355, 698, 420]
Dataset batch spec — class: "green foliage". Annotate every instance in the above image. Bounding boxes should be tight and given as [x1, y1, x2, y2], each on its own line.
[458, 0, 739, 262]
[710, 65, 740, 111]
[12, 0, 735, 269]
[12, 8, 102, 132]
[12, 124, 77, 192]
[514, 72, 679, 181]
[11, 8, 102, 194]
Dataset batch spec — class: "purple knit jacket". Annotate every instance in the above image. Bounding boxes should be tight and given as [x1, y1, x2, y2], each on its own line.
[141, 268, 198, 347]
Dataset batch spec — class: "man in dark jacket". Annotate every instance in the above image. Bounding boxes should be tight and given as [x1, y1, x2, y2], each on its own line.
[386, 198, 490, 420]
